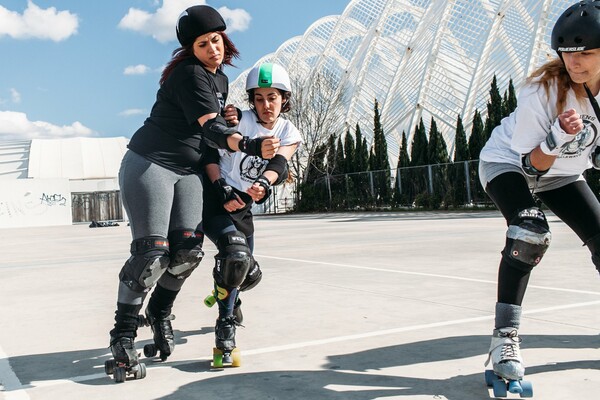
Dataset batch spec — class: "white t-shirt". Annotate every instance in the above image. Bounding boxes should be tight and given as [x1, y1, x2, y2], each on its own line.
[480, 77, 600, 177]
[218, 109, 303, 191]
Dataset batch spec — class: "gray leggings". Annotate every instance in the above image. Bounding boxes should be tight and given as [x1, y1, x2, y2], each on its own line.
[117, 150, 204, 304]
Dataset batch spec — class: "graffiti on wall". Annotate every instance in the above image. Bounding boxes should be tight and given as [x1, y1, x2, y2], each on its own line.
[0, 179, 73, 228]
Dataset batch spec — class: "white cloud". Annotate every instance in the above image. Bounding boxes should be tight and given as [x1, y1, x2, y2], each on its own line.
[118, 0, 250, 43]
[217, 7, 251, 33]
[119, 109, 146, 117]
[0, 111, 94, 140]
[124, 65, 151, 75]
[10, 89, 21, 104]
[0, 1, 78, 42]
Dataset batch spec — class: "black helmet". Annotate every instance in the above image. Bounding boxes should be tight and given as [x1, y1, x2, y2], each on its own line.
[551, 0, 600, 53]
[176, 5, 226, 47]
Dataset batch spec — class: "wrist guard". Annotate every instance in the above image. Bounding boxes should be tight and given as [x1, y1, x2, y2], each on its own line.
[539, 118, 577, 156]
[213, 178, 237, 205]
[254, 175, 272, 205]
[521, 153, 549, 177]
[238, 136, 265, 156]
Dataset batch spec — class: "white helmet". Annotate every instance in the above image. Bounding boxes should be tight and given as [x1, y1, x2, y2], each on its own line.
[245, 63, 291, 92]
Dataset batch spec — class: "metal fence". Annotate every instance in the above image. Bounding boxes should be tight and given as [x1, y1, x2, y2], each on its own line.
[297, 160, 492, 211]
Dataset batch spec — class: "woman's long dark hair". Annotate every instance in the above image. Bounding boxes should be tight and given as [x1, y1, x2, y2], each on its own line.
[159, 31, 239, 86]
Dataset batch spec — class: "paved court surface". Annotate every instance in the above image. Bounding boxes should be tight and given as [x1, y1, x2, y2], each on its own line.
[0, 211, 599, 400]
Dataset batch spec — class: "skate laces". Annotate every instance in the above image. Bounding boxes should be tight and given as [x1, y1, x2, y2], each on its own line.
[497, 329, 522, 362]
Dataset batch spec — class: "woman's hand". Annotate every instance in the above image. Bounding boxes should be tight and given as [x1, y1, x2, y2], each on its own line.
[223, 104, 239, 126]
[558, 108, 584, 135]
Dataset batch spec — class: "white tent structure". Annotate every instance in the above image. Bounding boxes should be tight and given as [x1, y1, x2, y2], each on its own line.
[228, 0, 571, 163]
[0, 137, 128, 228]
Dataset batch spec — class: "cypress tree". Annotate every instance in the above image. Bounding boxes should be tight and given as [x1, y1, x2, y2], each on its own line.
[427, 117, 449, 164]
[427, 117, 449, 208]
[454, 115, 470, 162]
[452, 114, 470, 206]
[343, 129, 356, 173]
[393, 131, 411, 206]
[335, 136, 345, 175]
[410, 117, 428, 166]
[468, 109, 485, 160]
[486, 74, 504, 138]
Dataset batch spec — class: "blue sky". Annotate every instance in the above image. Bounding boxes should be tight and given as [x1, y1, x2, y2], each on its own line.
[0, 0, 350, 140]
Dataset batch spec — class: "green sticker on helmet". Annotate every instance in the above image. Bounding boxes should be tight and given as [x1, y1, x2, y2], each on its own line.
[258, 63, 273, 88]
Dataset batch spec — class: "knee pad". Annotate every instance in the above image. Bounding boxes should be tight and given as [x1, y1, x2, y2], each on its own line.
[239, 261, 262, 292]
[502, 207, 552, 271]
[585, 233, 600, 273]
[213, 231, 253, 288]
[119, 236, 170, 292]
[166, 230, 204, 279]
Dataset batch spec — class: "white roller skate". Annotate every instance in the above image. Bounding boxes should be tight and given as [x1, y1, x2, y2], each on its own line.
[484, 327, 532, 398]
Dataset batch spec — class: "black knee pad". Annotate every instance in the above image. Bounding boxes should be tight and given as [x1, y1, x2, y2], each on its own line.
[585, 233, 600, 273]
[166, 230, 204, 279]
[239, 261, 262, 291]
[119, 236, 170, 292]
[501, 207, 552, 272]
[213, 231, 253, 288]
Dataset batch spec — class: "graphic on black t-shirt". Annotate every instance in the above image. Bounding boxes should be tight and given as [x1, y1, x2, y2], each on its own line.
[216, 92, 225, 111]
[239, 154, 268, 183]
[561, 117, 597, 158]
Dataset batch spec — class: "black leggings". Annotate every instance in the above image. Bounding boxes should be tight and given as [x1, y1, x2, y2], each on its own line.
[486, 172, 600, 305]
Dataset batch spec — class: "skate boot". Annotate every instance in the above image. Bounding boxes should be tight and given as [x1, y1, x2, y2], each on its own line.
[484, 328, 532, 398]
[105, 336, 146, 383]
[212, 315, 241, 368]
[142, 308, 175, 361]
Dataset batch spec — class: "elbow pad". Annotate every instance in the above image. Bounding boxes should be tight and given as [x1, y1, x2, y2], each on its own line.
[264, 154, 289, 185]
[202, 115, 239, 151]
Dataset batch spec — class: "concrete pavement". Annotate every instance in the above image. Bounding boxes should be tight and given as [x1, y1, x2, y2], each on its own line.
[0, 211, 599, 399]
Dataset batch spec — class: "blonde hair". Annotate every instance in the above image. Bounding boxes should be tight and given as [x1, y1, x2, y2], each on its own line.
[527, 57, 586, 113]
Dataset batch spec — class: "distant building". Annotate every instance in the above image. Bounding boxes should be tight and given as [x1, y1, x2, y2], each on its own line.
[0, 137, 128, 228]
[228, 0, 571, 163]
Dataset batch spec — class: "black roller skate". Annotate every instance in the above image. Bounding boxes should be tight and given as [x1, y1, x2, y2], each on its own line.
[105, 336, 146, 383]
[140, 308, 176, 361]
[212, 315, 241, 368]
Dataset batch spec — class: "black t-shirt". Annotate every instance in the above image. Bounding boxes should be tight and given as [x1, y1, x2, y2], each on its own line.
[128, 57, 229, 175]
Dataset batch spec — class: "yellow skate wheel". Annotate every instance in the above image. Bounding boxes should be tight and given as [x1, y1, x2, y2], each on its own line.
[231, 348, 241, 367]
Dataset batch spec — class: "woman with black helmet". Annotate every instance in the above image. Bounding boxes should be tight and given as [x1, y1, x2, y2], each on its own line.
[105, 5, 280, 382]
[201, 62, 302, 367]
[478, 0, 600, 394]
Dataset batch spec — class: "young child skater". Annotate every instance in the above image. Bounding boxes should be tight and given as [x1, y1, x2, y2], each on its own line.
[202, 62, 302, 366]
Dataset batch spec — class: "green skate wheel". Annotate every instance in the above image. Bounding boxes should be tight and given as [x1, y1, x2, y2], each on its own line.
[204, 294, 216, 307]
[212, 348, 223, 368]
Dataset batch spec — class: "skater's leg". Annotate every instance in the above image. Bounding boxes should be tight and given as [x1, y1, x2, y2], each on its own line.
[145, 284, 179, 359]
[109, 302, 144, 365]
[486, 303, 524, 380]
[483, 171, 550, 381]
[110, 151, 176, 364]
[537, 180, 600, 274]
